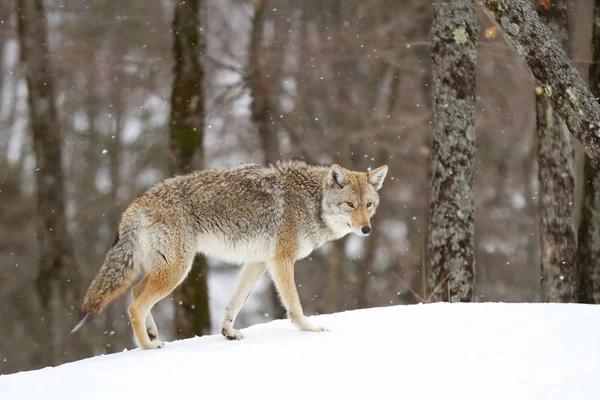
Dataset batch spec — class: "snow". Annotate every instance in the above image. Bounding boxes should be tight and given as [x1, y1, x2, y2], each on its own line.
[1, 303, 599, 400]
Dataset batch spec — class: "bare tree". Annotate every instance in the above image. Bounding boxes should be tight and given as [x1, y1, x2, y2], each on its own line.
[534, 1, 578, 302]
[16, 0, 83, 365]
[578, 0, 600, 304]
[249, 0, 279, 165]
[324, 0, 348, 315]
[248, 0, 286, 320]
[170, 0, 211, 338]
[427, 0, 478, 302]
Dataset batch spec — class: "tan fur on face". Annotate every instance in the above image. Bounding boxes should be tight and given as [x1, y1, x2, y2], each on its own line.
[325, 164, 385, 234]
[350, 205, 371, 230]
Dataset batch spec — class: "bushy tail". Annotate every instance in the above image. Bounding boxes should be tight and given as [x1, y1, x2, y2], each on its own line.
[70, 233, 140, 334]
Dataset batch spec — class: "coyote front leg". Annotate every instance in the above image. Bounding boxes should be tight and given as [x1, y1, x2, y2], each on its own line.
[220, 262, 267, 340]
[269, 256, 327, 332]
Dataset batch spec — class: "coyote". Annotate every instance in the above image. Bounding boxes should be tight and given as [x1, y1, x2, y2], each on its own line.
[71, 160, 388, 349]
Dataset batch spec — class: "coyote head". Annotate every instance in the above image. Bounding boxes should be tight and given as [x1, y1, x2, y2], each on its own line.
[322, 164, 388, 237]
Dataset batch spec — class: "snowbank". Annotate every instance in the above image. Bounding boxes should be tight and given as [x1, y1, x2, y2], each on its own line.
[1, 303, 598, 400]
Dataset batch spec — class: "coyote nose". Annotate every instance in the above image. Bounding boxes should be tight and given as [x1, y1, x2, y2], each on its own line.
[361, 226, 371, 235]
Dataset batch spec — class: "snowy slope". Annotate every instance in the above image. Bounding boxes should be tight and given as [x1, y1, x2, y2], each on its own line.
[1, 303, 599, 400]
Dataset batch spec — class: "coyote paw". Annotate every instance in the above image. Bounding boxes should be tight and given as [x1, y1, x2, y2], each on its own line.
[221, 327, 244, 340]
[306, 326, 328, 333]
[144, 339, 165, 350]
[147, 326, 158, 341]
[295, 317, 328, 333]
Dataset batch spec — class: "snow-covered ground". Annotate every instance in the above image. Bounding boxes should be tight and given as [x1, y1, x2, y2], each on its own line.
[1, 303, 598, 400]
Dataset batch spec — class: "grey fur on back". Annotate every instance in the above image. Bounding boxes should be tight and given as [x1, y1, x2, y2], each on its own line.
[131, 160, 340, 264]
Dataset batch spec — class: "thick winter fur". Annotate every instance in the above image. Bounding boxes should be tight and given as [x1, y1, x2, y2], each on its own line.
[72, 160, 388, 349]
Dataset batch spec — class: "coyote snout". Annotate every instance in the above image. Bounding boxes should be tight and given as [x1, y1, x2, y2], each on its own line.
[349, 203, 373, 237]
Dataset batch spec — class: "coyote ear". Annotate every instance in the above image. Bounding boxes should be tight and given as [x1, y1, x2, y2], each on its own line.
[329, 164, 349, 188]
[368, 165, 388, 191]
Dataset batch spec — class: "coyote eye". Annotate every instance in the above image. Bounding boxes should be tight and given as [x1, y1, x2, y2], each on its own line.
[366, 202, 372, 208]
[346, 202, 355, 208]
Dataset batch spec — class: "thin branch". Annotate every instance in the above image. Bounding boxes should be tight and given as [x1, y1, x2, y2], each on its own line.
[204, 55, 246, 76]
[429, 272, 452, 302]
[392, 271, 426, 303]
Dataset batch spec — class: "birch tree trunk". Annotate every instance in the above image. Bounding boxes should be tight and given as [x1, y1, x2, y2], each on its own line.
[427, 0, 477, 302]
[577, 0, 600, 304]
[535, 1, 578, 302]
[170, 0, 211, 338]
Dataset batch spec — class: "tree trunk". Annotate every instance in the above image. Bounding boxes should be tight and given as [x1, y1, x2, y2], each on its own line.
[170, 0, 211, 338]
[357, 64, 399, 309]
[324, 0, 351, 314]
[357, 218, 378, 309]
[104, 34, 131, 347]
[535, 0, 578, 302]
[248, 0, 286, 320]
[482, 0, 600, 160]
[426, 0, 477, 302]
[520, 141, 540, 300]
[578, 0, 600, 304]
[16, 0, 83, 365]
[325, 240, 345, 313]
[249, 0, 279, 165]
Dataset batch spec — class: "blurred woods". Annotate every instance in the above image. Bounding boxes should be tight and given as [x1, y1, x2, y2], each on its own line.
[0, 0, 597, 374]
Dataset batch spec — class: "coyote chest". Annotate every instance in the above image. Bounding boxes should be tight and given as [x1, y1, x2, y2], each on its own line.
[295, 231, 334, 261]
[295, 239, 317, 261]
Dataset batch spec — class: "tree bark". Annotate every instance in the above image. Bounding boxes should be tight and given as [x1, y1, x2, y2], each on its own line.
[357, 216, 378, 309]
[16, 0, 82, 365]
[249, 0, 279, 165]
[324, 0, 350, 314]
[578, 0, 600, 304]
[482, 0, 600, 160]
[426, 0, 477, 302]
[108, 37, 125, 246]
[357, 64, 399, 309]
[248, 0, 287, 320]
[170, 0, 211, 338]
[534, 1, 578, 302]
[325, 240, 344, 313]
[104, 33, 131, 347]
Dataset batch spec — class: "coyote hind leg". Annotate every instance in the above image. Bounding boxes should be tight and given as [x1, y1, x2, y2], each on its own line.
[131, 275, 158, 341]
[128, 257, 191, 350]
[220, 262, 267, 340]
